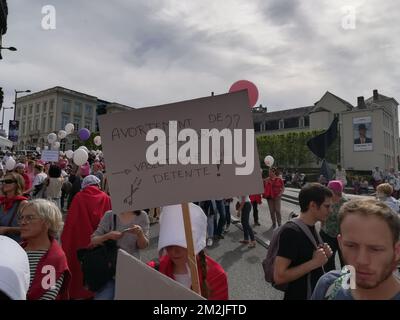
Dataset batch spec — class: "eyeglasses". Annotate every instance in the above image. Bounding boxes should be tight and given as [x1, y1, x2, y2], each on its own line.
[17, 214, 40, 224]
[0, 179, 16, 184]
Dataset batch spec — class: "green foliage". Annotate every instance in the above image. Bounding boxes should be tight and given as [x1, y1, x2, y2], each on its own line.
[257, 130, 339, 168]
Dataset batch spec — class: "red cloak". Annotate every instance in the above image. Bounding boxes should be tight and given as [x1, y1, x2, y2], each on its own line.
[61, 185, 111, 299]
[22, 238, 71, 300]
[148, 254, 228, 300]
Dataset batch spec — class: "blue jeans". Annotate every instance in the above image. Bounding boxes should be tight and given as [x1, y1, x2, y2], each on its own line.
[225, 204, 231, 226]
[213, 200, 226, 237]
[94, 279, 115, 300]
[241, 202, 254, 241]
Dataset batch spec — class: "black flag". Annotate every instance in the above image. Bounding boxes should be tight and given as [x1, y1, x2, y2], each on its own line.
[307, 116, 339, 159]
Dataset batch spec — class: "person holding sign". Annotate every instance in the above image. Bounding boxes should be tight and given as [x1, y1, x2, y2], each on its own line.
[147, 203, 228, 300]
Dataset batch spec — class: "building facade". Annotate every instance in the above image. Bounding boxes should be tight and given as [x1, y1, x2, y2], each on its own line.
[254, 89, 400, 171]
[15, 86, 133, 151]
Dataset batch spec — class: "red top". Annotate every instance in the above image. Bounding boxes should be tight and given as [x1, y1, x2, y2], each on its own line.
[249, 194, 262, 204]
[22, 172, 32, 193]
[263, 177, 284, 199]
[22, 238, 71, 300]
[148, 254, 228, 300]
[61, 185, 111, 299]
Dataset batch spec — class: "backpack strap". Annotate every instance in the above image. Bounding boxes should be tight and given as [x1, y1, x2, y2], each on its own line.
[290, 218, 325, 299]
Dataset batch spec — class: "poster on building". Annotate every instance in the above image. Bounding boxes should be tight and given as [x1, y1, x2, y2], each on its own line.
[8, 120, 19, 142]
[353, 116, 373, 151]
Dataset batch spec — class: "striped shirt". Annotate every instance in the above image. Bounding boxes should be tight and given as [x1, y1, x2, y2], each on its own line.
[27, 250, 64, 300]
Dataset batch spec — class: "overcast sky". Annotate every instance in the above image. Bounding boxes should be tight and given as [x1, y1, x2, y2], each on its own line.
[1, 0, 399, 131]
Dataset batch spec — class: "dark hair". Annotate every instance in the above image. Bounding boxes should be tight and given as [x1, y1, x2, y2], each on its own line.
[298, 183, 333, 213]
[339, 199, 400, 245]
[198, 250, 210, 299]
[133, 210, 142, 216]
[48, 165, 61, 178]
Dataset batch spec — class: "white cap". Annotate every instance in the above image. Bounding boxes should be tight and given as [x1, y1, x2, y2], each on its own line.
[0, 236, 30, 300]
[158, 203, 207, 255]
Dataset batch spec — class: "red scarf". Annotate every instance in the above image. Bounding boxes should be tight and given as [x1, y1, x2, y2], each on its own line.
[0, 195, 28, 211]
[22, 238, 71, 300]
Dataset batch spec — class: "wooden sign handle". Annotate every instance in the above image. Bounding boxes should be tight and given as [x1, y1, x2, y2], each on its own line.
[181, 203, 201, 296]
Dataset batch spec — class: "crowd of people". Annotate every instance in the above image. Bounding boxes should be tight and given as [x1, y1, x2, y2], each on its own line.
[0, 150, 399, 300]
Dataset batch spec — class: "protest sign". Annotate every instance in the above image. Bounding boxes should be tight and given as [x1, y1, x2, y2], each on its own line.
[41, 150, 59, 162]
[114, 249, 205, 300]
[99, 91, 263, 213]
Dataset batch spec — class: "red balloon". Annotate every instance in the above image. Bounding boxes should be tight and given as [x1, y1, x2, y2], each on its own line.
[229, 80, 259, 108]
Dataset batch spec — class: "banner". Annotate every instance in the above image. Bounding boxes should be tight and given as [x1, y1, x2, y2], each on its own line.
[353, 116, 372, 151]
[41, 150, 59, 162]
[8, 120, 19, 142]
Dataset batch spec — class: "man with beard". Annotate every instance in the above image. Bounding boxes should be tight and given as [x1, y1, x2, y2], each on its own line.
[311, 198, 400, 300]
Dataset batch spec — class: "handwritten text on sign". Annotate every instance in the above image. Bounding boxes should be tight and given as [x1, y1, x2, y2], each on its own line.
[99, 91, 263, 213]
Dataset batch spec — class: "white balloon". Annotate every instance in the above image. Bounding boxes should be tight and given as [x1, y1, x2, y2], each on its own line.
[58, 130, 67, 140]
[36, 147, 41, 152]
[52, 141, 60, 150]
[5, 157, 16, 171]
[264, 155, 274, 167]
[59, 151, 65, 156]
[65, 123, 75, 134]
[73, 149, 88, 166]
[47, 133, 57, 144]
[65, 150, 74, 159]
[78, 146, 89, 153]
[93, 136, 102, 146]
[44, 146, 49, 150]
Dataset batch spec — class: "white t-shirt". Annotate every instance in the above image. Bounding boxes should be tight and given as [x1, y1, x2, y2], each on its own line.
[33, 172, 47, 187]
[174, 273, 192, 289]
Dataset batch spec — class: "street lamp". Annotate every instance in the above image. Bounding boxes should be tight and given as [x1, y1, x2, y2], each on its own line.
[1, 106, 13, 130]
[0, 46, 17, 60]
[14, 89, 31, 120]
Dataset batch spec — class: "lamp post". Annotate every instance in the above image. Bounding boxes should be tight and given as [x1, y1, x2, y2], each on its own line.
[1, 106, 13, 130]
[14, 89, 31, 120]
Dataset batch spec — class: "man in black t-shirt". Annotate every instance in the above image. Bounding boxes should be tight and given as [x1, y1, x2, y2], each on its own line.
[274, 183, 334, 300]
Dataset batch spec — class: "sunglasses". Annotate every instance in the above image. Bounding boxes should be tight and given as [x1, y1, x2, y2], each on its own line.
[0, 179, 16, 184]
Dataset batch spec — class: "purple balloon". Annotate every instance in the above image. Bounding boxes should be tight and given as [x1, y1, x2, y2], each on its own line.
[78, 128, 91, 141]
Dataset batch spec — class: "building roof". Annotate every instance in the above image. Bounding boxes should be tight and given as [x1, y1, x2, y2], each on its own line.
[365, 93, 399, 106]
[253, 106, 313, 122]
[313, 91, 353, 111]
[17, 86, 97, 103]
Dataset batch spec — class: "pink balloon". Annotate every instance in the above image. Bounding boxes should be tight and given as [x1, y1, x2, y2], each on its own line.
[229, 80, 259, 108]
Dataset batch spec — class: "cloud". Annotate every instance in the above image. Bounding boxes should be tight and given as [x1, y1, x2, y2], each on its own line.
[1, 0, 399, 128]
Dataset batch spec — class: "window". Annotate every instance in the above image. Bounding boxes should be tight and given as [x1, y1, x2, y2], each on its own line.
[60, 139, 66, 151]
[50, 100, 54, 111]
[22, 122, 25, 134]
[72, 139, 79, 151]
[62, 99, 71, 113]
[254, 122, 261, 132]
[299, 117, 305, 128]
[73, 117, 81, 130]
[74, 102, 82, 116]
[29, 105, 33, 114]
[48, 116, 53, 131]
[62, 114, 70, 129]
[284, 117, 299, 129]
[29, 119, 32, 131]
[35, 103, 40, 114]
[85, 120, 91, 131]
[279, 119, 284, 129]
[304, 116, 310, 127]
[266, 120, 279, 131]
[23, 106, 26, 116]
[43, 101, 47, 113]
[42, 117, 47, 131]
[17, 107, 21, 118]
[35, 118, 39, 131]
[85, 104, 93, 117]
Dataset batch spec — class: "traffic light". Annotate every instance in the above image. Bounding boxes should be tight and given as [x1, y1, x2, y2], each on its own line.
[0, 87, 4, 110]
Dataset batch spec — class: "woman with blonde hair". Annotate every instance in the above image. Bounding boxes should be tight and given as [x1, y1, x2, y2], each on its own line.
[19, 199, 70, 300]
[376, 183, 400, 213]
[0, 172, 28, 242]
